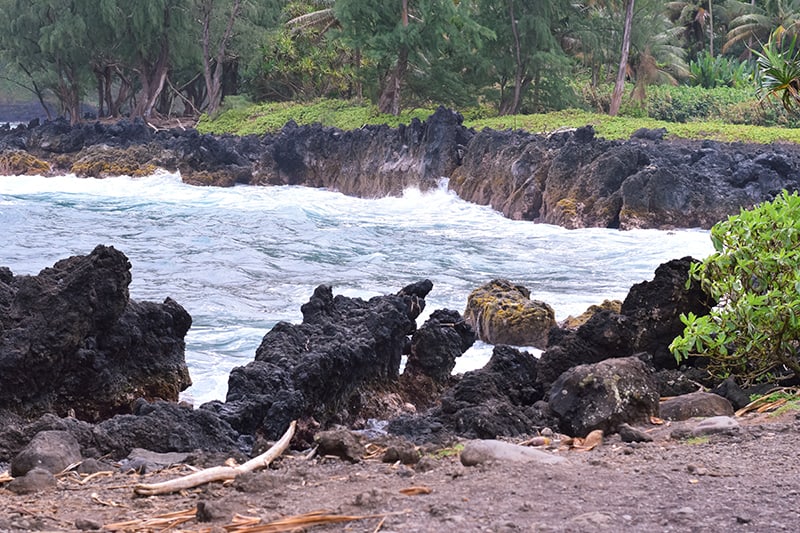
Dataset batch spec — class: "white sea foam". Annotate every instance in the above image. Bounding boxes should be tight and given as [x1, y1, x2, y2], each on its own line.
[0, 173, 715, 404]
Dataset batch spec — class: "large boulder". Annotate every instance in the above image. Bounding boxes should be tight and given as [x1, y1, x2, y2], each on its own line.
[203, 281, 431, 439]
[0, 245, 192, 421]
[463, 279, 556, 348]
[621, 257, 715, 369]
[548, 356, 660, 436]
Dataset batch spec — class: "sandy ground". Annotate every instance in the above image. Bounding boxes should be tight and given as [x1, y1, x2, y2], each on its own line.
[1, 410, 799, 533]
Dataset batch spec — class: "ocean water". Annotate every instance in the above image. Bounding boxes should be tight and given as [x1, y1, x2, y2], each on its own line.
[0, 172, 715, 405]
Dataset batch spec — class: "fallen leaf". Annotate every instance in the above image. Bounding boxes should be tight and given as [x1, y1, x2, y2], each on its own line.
[650, 416, 665, 425]
[572, 430, 603, 451]
[400, 486, 432, 496]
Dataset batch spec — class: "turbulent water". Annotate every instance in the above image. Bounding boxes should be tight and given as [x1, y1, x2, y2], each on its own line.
[0, 172, 715, 405]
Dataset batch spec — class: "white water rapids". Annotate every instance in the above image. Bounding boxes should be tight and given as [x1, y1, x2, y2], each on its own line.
[0, 172, 715, 404]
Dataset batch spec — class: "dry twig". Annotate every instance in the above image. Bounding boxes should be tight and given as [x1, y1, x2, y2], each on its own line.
[133, 421, 296, 496]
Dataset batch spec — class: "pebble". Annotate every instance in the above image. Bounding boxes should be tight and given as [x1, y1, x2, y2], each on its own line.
[460, 440, 566, 467]
[618, 423, 653, 443]
[74, 518, 102, 530]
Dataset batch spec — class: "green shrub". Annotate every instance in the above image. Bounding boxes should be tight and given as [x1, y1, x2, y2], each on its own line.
[670, 191, 800, 385]
[688, 52, 753, 89]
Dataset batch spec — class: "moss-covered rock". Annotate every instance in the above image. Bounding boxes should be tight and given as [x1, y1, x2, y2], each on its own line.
[561, 299, 623, 329]
[463, 279, 556, 348]
[0, 150, 51, 175]
[70, 145, 160, 178]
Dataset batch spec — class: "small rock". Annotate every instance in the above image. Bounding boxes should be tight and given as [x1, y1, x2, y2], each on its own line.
[314, 429, 365, 463]
[618, 423, 653, 443]
[354, 488, 386, 507]
[233, 471, 280, 493]
[660, 391, 734, 421]
[74, 518, 102, 531]
[123, 448, 190, 473]
[10, 430, 82, 477]
[77, 458, 114, 475]
[460, 440, 566, 467]
[382, 442, 420, 465]
[197, 500, 229, 522]
[570, 511, 616, 528]
[414, 456, 438, 473]
[686, 464, 708, 476]
[692, 416, 740, 436]
[6, 467, 57, 494]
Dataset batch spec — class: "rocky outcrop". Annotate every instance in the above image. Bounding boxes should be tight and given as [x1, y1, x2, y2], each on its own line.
[463, 279, 556, 348]
[0, 246, 192, 421]
[202, 281, 433, 440]
[404, 308, 476, 384]
[3, 110, 799, 229]
[389, 345, 555, 442]
[537, 257, 713, 390]
[548, 356, 660, 436]
[450, 126, 800, 229]
[0, 402, 240, 462]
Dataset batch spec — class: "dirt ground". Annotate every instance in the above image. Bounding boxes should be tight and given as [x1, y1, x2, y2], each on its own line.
[1, 410, 799, 533]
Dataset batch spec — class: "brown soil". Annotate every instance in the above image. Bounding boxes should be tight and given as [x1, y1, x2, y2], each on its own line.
[1, 411, 799, 533]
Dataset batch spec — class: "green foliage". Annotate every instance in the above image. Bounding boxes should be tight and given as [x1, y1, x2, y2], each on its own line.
[646, 85, 754, 122]
[196, 98, 434, 135]
[754, 34, 800, 115]
[670, 191, 800, 385]
[688, 51, 753, 89]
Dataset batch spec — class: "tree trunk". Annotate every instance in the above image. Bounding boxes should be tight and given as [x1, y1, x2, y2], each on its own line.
[378, 0, 409, 116]
[506, 0, 525, 116]
[133, 6, 171, 119]
[201, 0, 241, 116]
[709, 0, 714, 56]
[609, 0, 634, 116]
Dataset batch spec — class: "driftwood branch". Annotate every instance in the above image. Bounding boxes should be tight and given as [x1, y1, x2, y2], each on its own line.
[133, 420, 296, 496]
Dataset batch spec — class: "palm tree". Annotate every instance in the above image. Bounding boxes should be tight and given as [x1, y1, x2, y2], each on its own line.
[610, 0, 635, 115]
[724, 0, 800, 54]
[285, 0, 337, 35]
[666, 1, 732, 58]
[753, 32, 800, 113]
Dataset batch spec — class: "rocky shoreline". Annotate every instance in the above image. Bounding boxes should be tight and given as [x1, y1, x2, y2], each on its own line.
[3, 108, 800, 230]
[0, 246, 766, 483]
[2, 111, 798, 521]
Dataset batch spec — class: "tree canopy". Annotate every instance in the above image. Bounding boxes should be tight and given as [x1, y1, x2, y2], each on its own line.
[0, 0, 792, 122]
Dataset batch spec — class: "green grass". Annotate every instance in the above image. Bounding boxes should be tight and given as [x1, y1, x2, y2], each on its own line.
[469, 109, 800, 144]
[196, 98, 436, 136]
[684, 436, 710, 445]
[197, 98, 800, 144]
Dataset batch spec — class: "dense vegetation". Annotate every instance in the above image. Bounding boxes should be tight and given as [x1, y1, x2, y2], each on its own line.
[3, 0, 800, 129]
[670, 191, 800, 385]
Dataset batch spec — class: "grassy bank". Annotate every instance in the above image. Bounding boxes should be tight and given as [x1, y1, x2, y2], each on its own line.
[197, 98, 800, 144]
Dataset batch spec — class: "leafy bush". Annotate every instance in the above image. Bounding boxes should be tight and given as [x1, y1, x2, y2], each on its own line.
[688, 52, 753, 89]
[670, 191, 800, 385]
[645, 85, 754, 122]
